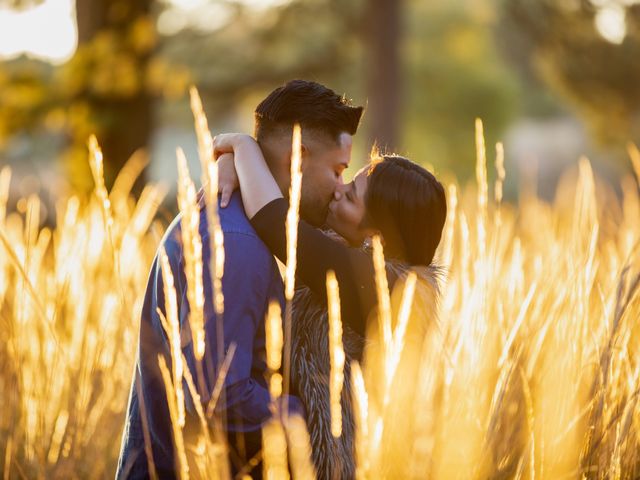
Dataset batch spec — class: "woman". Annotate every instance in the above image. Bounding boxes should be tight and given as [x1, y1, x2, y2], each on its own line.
[213, 133, 447, 479]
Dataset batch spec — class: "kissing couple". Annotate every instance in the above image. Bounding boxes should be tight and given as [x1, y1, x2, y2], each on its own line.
[117, 79, 447, 479]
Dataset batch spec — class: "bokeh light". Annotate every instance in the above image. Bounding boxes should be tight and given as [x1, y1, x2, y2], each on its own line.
[0, 0, 76, 64]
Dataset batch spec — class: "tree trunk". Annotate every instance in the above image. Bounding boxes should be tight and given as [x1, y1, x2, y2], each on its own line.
[74, 0, 154, 191]
[364, 0, 402, 152]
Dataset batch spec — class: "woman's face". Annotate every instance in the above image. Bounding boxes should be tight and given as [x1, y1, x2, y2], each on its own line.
[326, 166, 374, 246]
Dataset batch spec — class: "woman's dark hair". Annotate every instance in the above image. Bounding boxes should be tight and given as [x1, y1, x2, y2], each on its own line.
[363, 155, 447, 266]
[254, 79, 363, 143]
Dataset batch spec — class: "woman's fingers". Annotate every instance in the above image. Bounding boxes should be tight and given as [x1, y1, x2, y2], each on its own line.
[213, 133, 256, 159]
[216, 152, 238, 208]
[220, 185, 233, 208]
[212, 134, 234, 159]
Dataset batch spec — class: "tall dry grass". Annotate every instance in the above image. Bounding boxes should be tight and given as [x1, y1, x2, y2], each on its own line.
[0, 151, 166, 478]
[1, 115, 639, 479]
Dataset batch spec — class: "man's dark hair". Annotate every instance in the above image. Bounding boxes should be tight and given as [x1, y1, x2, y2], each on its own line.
[254, 80, 363, 143]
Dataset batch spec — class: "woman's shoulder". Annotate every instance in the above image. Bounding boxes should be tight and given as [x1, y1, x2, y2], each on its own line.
[385, 259, 445, 300]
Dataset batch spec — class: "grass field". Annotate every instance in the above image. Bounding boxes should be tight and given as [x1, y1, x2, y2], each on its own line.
[1, 118, 639, 479]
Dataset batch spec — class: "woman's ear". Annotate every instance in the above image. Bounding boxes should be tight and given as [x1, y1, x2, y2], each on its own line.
[363, 230, 384, 249]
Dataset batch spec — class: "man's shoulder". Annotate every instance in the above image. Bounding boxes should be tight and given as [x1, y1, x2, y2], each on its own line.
[198, 191, 276, 264]
[161, 191, 273, 263]
[215, 191, 259, 238]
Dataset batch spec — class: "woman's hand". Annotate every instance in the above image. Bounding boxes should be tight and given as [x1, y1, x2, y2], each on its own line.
[216, 153, 238, 208]
[212, 133, 258, 159]
[212, 132, 282, 219]
[213, 133, 258, 208]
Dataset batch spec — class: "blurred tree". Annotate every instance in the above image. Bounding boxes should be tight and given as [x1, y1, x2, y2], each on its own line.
[500, 0, 640, 148]
[401, 0, 520, 177]
[0, 0, 191, 192]
[364, 0, 402, 151]
[1, 0, 524, 189]
[161, 0, 520, 178]
[161, 0, 364, 114]
[0, 60, 54, 151]
[63, 0, 156, 190]
[159, 0, 409, 153]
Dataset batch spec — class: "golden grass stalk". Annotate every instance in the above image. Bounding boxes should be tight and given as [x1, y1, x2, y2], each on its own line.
[176, 147, 206, 361]
[119, 184, 168, 276]
[190, 86, 225, 320]
[158, 248, 186, 427]
[205, 342, 237, 419]
[285, 415, 316, 480]
[181, 355, 209, 442]
[87, 135, 114, 229]
[494, 141, 505, 205]
[269, 373, 283, 401]
[181, 352, 230, 480]
[285, 123, 303, 302]
[207, 161, 225, 317]
[87, 134, 132, 325]
[351, 361, 370, 480]
[109, 149, 149, 220]
[384, 271, 417, 404]
[3, 436, 12, 480]
[475, 118, 488, 217]
[266, 300, 284, 399]
[326, 270, 345, 438]
[135, 371, 160, 480]
[440, 183, 457, 269]
[46, 410, 68, 465]
[497, 281, 537, 368]
[158, 355, 190, 480]
[0, 165, 11, 224]
[371, 235, 392, 368]
[262, 419, 290, 480]
[474, 119, 489, 258]
[0, 225, 59, 346]
[266, 300, 283, 372]
[627, 142, 640, 185]
[281, 123, 303, 408]
[189, 86, 213, 171]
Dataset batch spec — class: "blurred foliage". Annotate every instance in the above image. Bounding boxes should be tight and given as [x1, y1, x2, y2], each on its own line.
[0, 61, 55, 150]
[2, 0, 640, 190]
[500, 0, 640, 148]
[401, 0, 521, 177]
[159, 0, 364, 119]
[0, 0, 191, 192]
[160, 0, 525, 177]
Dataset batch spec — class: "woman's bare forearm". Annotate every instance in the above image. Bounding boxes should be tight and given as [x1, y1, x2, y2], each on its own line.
[213, 133, 283, 218]
[234, 141, 283, 218]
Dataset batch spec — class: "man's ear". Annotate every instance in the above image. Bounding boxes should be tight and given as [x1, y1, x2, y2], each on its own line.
[297, 143, 311, 169]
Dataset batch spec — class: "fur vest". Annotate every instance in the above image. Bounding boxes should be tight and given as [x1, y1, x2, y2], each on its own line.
[290, 261, 441, 480]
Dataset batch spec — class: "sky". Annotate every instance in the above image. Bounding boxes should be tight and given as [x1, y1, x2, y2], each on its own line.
[0, 0, 291, 63]
[0, 0, 76, 64]
[0, 0, 631, 64]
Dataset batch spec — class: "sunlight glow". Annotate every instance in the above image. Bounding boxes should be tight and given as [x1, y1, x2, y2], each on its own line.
[595, 4, 627, 44]
[159, 0, 291, 35]
[0, 0, 77, 64]
[158, 2, 232, 35]
[168, 0, 292, 10]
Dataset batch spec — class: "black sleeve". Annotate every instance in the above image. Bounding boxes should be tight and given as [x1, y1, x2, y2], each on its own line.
[250, 198, 399, 336]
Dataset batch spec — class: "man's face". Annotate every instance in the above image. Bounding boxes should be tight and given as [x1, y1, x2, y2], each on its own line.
[299, 132, 353, 227]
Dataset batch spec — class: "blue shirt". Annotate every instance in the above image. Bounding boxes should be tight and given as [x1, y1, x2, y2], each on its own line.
[116, 192, 302, 479]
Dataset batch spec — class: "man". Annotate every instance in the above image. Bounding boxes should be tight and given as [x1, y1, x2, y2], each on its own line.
[116, 80, 363, 479]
